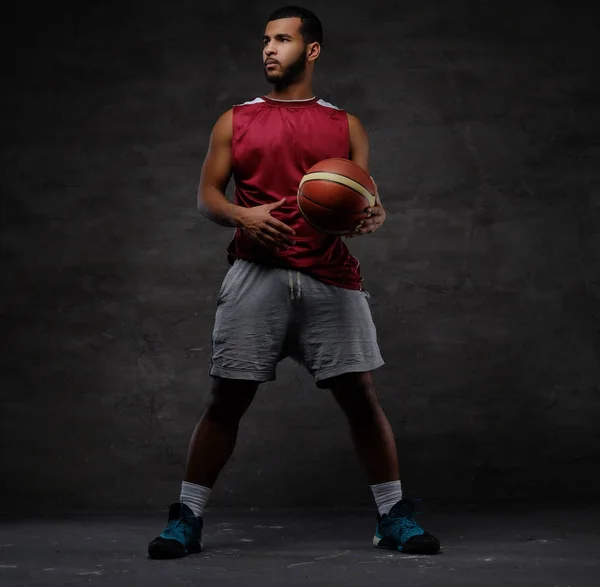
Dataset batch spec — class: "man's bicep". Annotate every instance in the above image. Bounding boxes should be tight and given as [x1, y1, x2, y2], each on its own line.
[199, 109, 233, 193]
[347, 113, 370, 174]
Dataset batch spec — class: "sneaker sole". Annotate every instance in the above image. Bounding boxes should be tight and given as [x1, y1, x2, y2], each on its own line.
[373, 534, 439, 555]
[148, 539, 203, 560]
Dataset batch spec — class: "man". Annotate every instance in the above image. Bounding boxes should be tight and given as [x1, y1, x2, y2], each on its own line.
[148, 5, 440, 559]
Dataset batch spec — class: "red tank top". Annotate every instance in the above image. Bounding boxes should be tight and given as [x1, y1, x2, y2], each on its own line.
[226, 95, 364, 290]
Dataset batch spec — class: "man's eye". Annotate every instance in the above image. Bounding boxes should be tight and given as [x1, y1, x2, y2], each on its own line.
[263, 38, 289, 45]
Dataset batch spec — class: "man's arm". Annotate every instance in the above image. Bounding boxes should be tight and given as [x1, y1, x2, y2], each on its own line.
[346, 112, 386, 236]
[197, 109, 246, 227]
[347, 112, 370, 174]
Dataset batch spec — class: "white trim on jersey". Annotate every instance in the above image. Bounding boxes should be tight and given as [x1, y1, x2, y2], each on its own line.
[236, 97, 266, 106]
[316, 99, 341, 110]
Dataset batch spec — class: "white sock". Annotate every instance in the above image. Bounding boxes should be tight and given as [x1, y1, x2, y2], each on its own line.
[180, 481, 211, 517]
[370, 480, 403, 516]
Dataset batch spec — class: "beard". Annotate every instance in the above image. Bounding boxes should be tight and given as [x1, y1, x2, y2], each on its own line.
[264, 48, 307, 88]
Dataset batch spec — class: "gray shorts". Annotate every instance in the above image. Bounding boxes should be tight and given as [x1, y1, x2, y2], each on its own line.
[209, 259, 384, 388]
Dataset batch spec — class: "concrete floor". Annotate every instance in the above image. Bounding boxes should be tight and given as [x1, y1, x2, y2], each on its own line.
[1, 505, 598, 586]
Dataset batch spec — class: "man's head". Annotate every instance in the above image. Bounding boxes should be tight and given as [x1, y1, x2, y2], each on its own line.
[263, 6, 322, 88]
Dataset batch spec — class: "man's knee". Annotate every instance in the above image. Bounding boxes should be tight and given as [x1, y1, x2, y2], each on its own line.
[329, 372, 381, 424]
[203, 377, 259, 423]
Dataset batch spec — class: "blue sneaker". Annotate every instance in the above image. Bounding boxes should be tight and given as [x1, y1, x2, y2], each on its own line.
[373, 498, 440, 554]
[148, 502, 203, 559]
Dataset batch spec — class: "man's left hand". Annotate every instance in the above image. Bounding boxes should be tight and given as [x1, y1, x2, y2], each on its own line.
[344, 176, 386, 238]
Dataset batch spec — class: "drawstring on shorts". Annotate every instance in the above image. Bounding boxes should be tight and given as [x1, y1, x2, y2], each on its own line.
[288, 270, 302, 300]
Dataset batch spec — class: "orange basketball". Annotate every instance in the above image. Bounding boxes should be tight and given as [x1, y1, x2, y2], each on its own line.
[297, 158, 377, 235]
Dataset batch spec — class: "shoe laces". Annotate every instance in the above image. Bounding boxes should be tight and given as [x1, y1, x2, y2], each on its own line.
[163, 518, 188, 540]
[385, 512, 424, 542]
[390, 515, 420, 536]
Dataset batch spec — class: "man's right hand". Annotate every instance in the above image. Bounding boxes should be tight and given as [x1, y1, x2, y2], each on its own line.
[238, 199, 296, 250]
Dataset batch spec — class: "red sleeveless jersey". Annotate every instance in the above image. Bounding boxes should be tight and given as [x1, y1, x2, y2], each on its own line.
[226, 95, 364, 290]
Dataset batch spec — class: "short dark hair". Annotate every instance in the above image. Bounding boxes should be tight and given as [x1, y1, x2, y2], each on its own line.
[267, 5, 323, 46]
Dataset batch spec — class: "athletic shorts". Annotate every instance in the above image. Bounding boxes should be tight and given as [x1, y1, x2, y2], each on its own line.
[209, 259, 384, 388]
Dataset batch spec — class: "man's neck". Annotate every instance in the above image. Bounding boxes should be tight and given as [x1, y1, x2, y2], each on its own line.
[266, 85, 315, 101]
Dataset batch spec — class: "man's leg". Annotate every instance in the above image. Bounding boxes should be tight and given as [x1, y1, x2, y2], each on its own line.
[182, 259, 291, 518]
[295, 271, 440, 554]
[184, 377, 259, 488]
[327, 370, 440, 554]
[328, 371, 399, 485]
[327, 371, 404, 517]
[148, 377, 258, 559]
[177, 377, 259, 518]
[149, 260, 292, 560]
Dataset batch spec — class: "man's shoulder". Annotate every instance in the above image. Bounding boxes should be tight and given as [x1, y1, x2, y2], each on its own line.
[346, 111, 366, 131]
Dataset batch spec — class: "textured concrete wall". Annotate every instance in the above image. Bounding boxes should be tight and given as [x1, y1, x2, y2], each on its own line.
[2, 0, 598, 513]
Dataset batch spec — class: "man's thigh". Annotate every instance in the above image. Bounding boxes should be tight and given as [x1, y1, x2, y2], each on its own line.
[209, 260, 293, 382]
[296, 273, 385, 388]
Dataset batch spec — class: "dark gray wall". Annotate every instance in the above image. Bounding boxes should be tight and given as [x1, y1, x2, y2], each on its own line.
[2, 0, 599, 513]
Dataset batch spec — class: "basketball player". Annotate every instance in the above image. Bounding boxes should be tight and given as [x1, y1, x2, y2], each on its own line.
[148, 5, 440, 559]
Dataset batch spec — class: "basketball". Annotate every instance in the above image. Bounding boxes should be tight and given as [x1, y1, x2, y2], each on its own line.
[296, 158, 377, 235]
